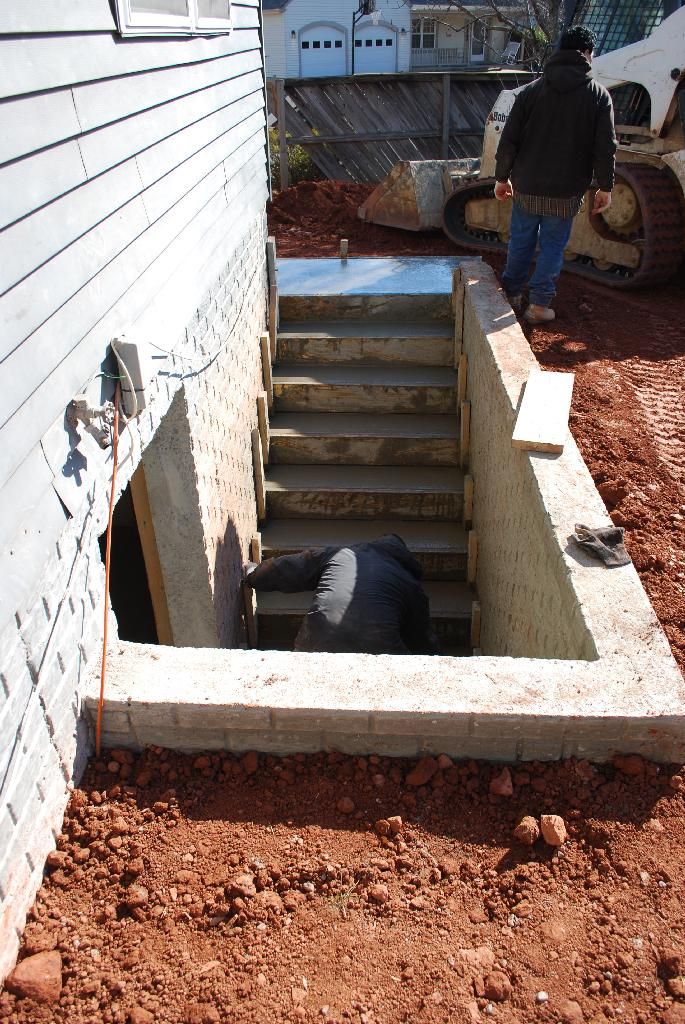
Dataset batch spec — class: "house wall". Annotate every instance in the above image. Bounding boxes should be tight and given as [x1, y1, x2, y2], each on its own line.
[263, 0, 411, 78]
[263, 11, 287, 77]
[0, 0, 269, 981]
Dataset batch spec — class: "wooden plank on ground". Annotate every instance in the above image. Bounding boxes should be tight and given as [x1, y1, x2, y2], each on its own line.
[130, 462, 174, 646]
[511, 367, 575, 454]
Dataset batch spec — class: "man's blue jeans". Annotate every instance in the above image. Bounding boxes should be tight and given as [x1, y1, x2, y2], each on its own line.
[502, 202, 574, 307]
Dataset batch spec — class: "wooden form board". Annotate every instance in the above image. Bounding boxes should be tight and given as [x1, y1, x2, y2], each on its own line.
[260, 333, 273, 410]
[512, 367, 575, 454]
[460, 399, 471, 468]
[252, 428, 266, 522]
[129, 462, 174, 646]
[463, 473, 474, 526]
[257, 392, 270, 465]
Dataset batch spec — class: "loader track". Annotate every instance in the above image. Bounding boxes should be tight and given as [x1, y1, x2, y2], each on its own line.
[442, 164, 684, 290]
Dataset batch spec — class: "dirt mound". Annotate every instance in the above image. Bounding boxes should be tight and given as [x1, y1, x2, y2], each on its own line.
[2, 749, 685, 1023]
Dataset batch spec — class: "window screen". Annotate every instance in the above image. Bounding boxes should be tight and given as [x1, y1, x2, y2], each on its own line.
[197, 0, 228, 16]
[131, 0, 188, 13]
[573, 0, 664, 54]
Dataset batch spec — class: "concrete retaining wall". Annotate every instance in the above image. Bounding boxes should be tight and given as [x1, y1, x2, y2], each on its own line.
[456, 261, 673, 664]
[84, 261, 685, 771]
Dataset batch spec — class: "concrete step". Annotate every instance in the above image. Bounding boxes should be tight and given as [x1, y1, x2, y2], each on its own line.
[269, 413, 459, 466]
[277, 321, 454, 366]
[279, 293, 452, 324]
[256, 581, 474, 651]
[260, 520, 468, 580]
[272, 364, 458, 415]
[265, 465, 464, 521]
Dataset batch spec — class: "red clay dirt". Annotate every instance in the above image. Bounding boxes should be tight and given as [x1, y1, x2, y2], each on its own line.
[3, 181, 685, 1024]
[2, 749, 685, 1024]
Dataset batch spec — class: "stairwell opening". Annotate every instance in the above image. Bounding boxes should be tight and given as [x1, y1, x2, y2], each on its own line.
[88, 257, 685, 764]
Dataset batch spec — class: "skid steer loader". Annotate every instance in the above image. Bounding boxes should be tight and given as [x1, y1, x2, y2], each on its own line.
[358, 6, 685, 289]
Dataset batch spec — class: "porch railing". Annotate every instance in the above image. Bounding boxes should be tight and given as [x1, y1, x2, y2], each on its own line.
[411, 47, 466, 68]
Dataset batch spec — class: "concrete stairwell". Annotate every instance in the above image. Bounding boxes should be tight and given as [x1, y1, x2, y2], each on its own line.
[253, 265, 476, 656]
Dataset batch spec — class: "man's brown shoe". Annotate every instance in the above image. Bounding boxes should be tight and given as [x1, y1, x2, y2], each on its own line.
[524, 303, 556, 323]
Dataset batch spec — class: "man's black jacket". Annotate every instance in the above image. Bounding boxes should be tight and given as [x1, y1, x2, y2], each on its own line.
[495, 49, 616, 197]
[244, 534, 440, 655]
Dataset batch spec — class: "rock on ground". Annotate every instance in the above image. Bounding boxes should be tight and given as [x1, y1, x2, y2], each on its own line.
[540, 813, 567, 846]
[5, 951, 62, 1004]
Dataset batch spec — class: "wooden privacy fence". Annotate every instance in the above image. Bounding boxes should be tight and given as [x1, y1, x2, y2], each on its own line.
[267, 71, 532, 186]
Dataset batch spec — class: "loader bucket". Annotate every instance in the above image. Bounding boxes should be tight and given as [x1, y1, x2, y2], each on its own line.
[358, 158, 480, 232]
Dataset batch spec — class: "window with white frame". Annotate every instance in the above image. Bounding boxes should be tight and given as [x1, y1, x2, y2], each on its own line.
[411, 18, 435, 49]
[115, 0, 231, 36]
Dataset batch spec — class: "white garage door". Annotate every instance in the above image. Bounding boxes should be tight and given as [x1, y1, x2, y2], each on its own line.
[354, 24, 396, 73]
[300, 26, 346, 77]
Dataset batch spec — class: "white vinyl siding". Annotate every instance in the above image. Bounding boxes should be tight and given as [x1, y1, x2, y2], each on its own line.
[0, 0, 268, 545]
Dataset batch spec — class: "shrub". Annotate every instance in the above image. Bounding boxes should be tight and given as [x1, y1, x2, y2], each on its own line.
[269, 127, 323, 190]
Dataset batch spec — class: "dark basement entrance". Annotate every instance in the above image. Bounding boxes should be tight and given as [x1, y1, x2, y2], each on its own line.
[99, 473, 158, 646]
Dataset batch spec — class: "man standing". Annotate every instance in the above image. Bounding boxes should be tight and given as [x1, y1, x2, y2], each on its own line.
[494, 25, 616, 324]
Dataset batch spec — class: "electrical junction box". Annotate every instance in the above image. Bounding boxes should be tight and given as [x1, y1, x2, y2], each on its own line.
[110, 335, 154, 418]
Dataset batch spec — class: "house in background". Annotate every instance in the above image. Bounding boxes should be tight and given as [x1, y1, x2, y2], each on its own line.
[263, 0, 412, 77]
[262, 0, 526, 79]
[0, 0, 269, 981]
[410, 1, 526, 70]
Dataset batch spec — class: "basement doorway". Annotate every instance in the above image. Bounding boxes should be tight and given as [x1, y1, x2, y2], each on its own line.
[99, 464, 172, 646]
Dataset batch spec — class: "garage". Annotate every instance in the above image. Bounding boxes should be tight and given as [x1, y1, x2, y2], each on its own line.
[354, 23, 397, 73]
[300, 25, 346, 77]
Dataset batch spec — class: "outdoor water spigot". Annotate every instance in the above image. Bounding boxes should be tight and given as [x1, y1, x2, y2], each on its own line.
[67, 395, 115, 449]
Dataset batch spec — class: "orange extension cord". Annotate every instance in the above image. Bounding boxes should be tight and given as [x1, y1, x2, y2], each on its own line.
[95, 384, 120, 758]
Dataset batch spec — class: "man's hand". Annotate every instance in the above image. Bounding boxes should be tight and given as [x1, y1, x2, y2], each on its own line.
[494, 180, 513, 201]
[593, 189, 612, 214]
[242, 561, 259, 582]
